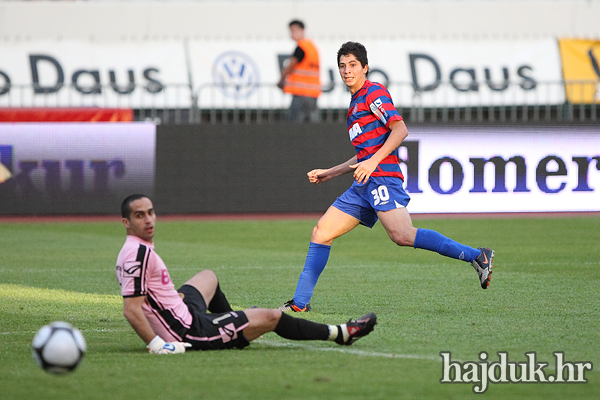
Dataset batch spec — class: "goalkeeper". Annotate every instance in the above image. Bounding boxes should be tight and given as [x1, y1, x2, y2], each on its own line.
[116, 194, 376, 353]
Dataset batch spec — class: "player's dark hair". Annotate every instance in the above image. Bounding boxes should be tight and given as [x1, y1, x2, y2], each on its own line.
[289, 20, 305, 29]
[121, 194, 149, 219]
[337, 41, 369, 71]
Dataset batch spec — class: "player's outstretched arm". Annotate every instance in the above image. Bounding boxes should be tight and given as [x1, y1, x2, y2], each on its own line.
[307, 155, 357, 184]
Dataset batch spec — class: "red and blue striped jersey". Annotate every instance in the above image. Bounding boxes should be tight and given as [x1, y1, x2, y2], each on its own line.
[347, 80, 404, 180]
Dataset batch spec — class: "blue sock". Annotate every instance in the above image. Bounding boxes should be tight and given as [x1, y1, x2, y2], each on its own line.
[414, 228, 480, 262]
[293, 242, 331, 308]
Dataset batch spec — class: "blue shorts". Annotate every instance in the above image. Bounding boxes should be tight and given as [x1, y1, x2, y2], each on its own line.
[331, 176, 411, 228]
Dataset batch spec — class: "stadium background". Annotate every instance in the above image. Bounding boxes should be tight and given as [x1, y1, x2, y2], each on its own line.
[0, 0, 599, 215]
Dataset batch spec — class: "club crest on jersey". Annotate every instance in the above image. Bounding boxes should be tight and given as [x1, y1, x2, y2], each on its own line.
[352, 104, 358, 115]
[369, 98, 388, 125]
[349, 122, 362, 141]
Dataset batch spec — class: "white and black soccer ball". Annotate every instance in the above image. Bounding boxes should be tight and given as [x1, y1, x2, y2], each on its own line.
[32, 321, 86, 374]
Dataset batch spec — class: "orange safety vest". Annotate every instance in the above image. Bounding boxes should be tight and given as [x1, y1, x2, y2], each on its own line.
[284, 38, 321, 98]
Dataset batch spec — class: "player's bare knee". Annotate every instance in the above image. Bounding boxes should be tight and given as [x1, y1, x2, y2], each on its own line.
[310, 225, 320, 241]
[198, 269, 218, 283]
[185, 269, 219, 292]
[270, 309, 282, 324]
[260, 309, 282, 329]
[311, 225, 334, 245]
[389, 232, 413, 247]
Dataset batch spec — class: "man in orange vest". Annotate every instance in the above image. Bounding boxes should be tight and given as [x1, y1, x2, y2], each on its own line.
[277, 20, 321, 122]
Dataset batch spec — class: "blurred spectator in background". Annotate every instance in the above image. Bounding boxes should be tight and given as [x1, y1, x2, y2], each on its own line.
[277, 20, 321, 122]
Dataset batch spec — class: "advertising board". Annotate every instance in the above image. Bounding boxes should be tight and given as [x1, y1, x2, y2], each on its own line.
[0, 39, 564, 109]
[401, 126, 600, 213]
[0, 122, 155, 214]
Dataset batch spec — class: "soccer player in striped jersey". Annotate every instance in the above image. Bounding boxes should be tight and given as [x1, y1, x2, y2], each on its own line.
[116, 194, 376, 353]
[279, 42, 494, 313]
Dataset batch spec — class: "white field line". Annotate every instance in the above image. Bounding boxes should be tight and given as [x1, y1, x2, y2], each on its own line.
[255, 338, 443, 361]
[254, 340, 568, 372]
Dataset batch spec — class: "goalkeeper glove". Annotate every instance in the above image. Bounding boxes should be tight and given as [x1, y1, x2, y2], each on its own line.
[147, 335, 192, 354]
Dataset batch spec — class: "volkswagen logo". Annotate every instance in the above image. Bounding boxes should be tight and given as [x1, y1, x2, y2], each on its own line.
[212, 51, 260, 99]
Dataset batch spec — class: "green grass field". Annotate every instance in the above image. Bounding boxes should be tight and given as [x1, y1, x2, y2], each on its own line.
[1, 215, 599, 399]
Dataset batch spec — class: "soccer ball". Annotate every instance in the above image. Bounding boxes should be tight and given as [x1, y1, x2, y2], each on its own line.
[32, 321, 87, 374]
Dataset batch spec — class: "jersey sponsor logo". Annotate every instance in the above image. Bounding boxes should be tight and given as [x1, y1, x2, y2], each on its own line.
[123, 261, 142, 277]
[369, 98, 388, 125]
[349, 122, 362, 141]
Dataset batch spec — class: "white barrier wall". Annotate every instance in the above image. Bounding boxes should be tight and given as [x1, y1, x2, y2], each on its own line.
[0, 1, 597, 108]
[0, 1, 599, 41]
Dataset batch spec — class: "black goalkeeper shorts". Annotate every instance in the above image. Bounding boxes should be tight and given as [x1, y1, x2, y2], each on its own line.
[177, 284, 250, 350]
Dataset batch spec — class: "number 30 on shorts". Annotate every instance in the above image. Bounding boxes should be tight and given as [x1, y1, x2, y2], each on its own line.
[371, 185, 389, 206]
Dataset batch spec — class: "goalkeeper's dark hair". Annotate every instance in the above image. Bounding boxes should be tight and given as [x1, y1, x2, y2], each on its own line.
[337, 41, 369, 72]
[121, 194, 149, 219]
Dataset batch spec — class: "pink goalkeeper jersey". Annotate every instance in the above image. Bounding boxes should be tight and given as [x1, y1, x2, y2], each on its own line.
[116, 235, 192, 342]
